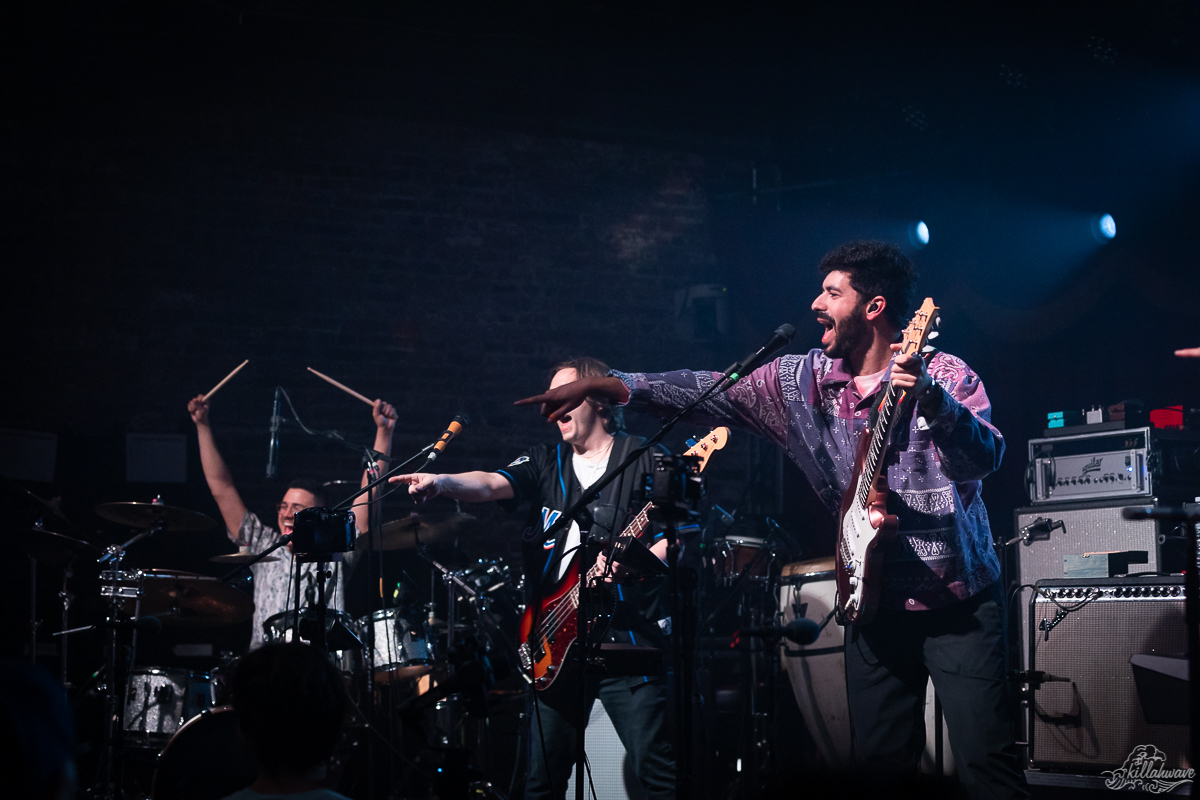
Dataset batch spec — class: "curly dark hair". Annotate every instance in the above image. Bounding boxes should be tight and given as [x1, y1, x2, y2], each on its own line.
[818, 240, 918, 330]
[549, 356, 626, 433]
[232, 643, 346, 778]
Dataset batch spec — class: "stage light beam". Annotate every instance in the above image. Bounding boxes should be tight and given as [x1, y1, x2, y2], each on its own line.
[908, 220, 930, 249]
[1091, 213, 1116, 242]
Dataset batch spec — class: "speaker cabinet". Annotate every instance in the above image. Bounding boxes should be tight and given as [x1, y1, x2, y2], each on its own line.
[1029, 576, 1189, 773]
[1013, 499, 1175, 671]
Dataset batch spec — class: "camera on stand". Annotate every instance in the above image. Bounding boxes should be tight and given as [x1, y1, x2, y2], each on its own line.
[644, 452, 705, 523]
[289, 507, 355, 561]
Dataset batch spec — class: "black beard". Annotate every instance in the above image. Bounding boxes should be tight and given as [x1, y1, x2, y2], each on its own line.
[823, 310, 869, 360]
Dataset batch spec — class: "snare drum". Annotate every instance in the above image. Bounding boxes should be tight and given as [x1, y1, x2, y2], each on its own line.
[778, 558, 954, 773]
[151, 706, 257, 800]
[262, 608, 364, 674]
[360, 608, 431, 682]
[123, 668, 211, 749]
[712, 535, 769, 584]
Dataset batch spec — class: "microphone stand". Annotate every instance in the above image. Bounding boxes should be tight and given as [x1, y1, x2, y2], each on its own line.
[537, 367, 752, 800]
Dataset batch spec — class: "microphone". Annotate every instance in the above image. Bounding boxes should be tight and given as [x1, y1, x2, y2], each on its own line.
[267, 387, 281, 479]
[426, 415, 470, 464]
[1008, 669, 1071, 686]
[1123, 506, 1200, 523]
[721, 324, 796, 387]
[737, 617, 820, 646]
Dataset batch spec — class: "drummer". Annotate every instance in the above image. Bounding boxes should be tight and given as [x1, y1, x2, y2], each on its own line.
[187, 394, 397, 649]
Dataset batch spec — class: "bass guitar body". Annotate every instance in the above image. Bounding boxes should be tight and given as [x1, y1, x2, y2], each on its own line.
[517, 564, 582, 691]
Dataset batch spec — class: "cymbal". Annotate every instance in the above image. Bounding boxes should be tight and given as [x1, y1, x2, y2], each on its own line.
[130, 569, 254, 627]
[209, 551, 280, 565]
[2, 477, 84, 537]
[96, 501, 216, 532]
[17, 529, 102, 569]
[357, 512, 476, 551]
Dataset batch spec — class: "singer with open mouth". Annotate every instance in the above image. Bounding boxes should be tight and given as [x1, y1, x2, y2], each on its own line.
[515, 241, 1027, 799]
[187, 393, 397, 650]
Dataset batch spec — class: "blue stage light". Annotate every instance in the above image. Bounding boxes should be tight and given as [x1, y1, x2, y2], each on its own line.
[908, 220, 930, 249]
[1091, 213, 1116, 242]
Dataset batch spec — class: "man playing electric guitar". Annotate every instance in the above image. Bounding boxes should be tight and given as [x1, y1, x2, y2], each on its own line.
[389, 356, 675, 800]
[517, 242, 1027, 799]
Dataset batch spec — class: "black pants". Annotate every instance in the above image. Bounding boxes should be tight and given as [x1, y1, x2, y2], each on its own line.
[844, 584, 1029, 800]
[526, 673, 676, 800]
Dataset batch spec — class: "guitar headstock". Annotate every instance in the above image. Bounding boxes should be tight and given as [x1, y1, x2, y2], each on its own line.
[898, 297, 940, 359]
[684, 427, 730, 473]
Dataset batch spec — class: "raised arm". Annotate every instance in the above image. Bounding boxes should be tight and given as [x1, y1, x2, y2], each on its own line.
[388, 472, 514, 504]
[353, 399, 397, 533]
[188, 394, 248, 542]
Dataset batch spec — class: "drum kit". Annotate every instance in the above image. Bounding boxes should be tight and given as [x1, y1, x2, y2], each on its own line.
[13, 488, 524, 800]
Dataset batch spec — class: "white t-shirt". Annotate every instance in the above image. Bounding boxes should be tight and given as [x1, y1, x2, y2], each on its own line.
[555, 449, 611, 581]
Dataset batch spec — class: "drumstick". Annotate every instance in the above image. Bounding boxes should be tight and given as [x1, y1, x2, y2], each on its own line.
[202, 360, 249, 401]
[306, 367, 375, 407]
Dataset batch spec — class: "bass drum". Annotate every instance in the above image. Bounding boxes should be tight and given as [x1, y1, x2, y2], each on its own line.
[152, 706, 258, 800]
[778, 558, 954, 774]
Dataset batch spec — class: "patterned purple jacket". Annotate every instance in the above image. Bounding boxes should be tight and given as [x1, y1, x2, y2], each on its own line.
[614, 348, 1004, 611]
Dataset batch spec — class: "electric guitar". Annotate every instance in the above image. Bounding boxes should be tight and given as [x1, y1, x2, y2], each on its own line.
[835, 297, 939, 624]
[517, 427, 730, 690]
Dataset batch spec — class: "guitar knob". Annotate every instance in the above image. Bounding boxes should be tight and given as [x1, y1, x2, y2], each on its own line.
[849, 576, 860, 590]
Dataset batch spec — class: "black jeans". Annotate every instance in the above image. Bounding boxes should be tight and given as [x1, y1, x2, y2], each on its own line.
[844, 584, 1029, 800]
[526, 673, 676, 800]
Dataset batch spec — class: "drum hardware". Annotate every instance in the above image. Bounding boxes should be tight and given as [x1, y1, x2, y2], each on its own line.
[22, 521, 98, 686]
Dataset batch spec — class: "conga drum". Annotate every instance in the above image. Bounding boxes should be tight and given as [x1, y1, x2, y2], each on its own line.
[777, 557, 953, 774]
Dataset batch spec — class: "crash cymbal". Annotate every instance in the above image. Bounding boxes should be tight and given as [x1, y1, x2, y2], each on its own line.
[356, 512, 476, 551]
[96, 501, 216, 532]
[209, 551, 280, 565]
[17, 529, 102, 570]
[131, 569, 254, 627]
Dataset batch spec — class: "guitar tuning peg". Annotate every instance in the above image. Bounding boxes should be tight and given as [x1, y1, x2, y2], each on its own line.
[922, 345, 936, 353]
[927, 331, 939, 339]
[935, 316, 942, 326]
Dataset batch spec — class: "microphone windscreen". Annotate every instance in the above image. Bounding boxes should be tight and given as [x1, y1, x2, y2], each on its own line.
[776, 323, 796, 341]
[785, 617, 820, 645]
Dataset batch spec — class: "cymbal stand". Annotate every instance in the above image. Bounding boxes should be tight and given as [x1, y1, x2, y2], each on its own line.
[28, 553, 38, 665]
[60, 563, 74, 687]
[94, 539, 147, 800]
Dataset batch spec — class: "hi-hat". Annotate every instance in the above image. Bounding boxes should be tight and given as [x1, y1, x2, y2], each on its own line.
[17, 529, 102, 569]
[356, 512, 476, 551]
[96, 502, 216, 532]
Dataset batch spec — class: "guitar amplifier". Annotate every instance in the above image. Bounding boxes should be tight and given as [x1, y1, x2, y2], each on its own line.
[1026, 427, 1200, 505]
[1013, 500, 1179, 674]
[1029, 576, 1188, 773]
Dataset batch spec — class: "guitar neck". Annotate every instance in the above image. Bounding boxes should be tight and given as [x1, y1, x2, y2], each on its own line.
[584, 503, 652, 583]
[854, 381, 902, 507]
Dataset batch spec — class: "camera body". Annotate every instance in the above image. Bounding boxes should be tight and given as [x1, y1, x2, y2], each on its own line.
[289, 507, 355, 561]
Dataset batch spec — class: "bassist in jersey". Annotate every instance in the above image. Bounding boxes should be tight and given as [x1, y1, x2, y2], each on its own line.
[518, 243, 1026, 800]
[389, 356, 675, 800]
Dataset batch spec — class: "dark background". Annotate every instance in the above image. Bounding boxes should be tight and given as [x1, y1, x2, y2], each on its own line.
[3, 0, 1200, 644]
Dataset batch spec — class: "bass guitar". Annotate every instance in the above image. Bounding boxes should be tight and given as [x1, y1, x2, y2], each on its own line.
[835, 297, 939, 624]
[517, 427, 730, 690]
